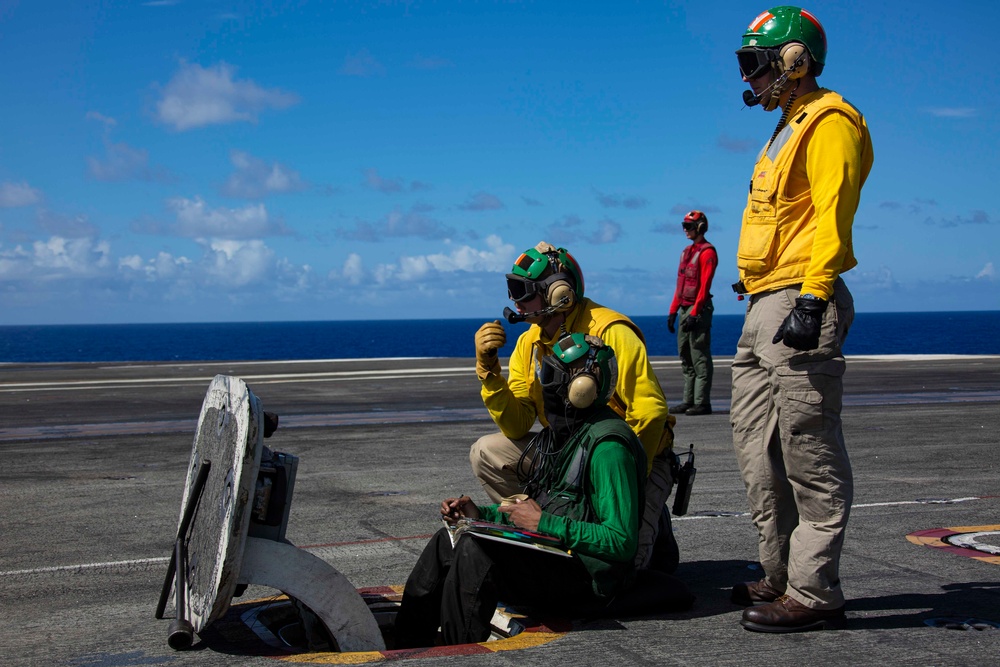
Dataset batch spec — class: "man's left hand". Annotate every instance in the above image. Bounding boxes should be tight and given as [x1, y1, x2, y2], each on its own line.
[681, 314, 700, 332]
[441, 495, 480, 524]
[498, 498, 542, 532]
[772, 296, 828, 350]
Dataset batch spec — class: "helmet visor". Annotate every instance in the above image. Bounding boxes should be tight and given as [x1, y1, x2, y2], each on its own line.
[736, 47, 774, 80]
[682, 222, 698, 231]
[537, 354, 572, 392]
[506, 275, 543, 303]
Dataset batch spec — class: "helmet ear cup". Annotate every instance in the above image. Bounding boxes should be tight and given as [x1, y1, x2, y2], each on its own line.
[567, 372, 598, 409]
[779, 42, 810, 80]
[697, 220, 708, 235]
[546, 278, 576, 313]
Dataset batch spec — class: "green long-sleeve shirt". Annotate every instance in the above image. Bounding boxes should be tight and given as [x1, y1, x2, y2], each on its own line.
[477, 439, 639, 563]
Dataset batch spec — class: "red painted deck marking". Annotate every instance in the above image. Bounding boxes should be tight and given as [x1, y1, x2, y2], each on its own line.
[906, 525, 1000, 565]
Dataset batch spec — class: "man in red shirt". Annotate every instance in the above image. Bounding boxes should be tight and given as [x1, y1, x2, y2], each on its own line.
[667, 210, 718, 416]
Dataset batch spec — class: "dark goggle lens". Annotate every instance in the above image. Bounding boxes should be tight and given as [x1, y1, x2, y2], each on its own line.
[682, 222, 697, 231]
[506, 276, 537, 303]
[538, 356, 570, 388]
[737, 48, 772, 80]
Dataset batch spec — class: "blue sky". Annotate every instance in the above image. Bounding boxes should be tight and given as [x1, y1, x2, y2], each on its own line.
[1, 0, 997, 325]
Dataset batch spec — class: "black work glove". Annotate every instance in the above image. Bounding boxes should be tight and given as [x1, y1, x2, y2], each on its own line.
[681, 314, 700, 332]
[772, 296, 828, 350]
[667, 313, 677, 334]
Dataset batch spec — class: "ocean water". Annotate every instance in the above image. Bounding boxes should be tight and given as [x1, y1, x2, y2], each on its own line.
[1, 312, 998, 364]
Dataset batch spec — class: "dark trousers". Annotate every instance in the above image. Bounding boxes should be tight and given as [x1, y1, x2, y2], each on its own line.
[393, 528, 596, 648]
[677, 302, 714, 406]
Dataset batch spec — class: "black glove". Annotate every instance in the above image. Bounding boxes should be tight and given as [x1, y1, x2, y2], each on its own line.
[772, 296, 828, 350]
[681, 314, 700, 332]
[667, 313, 677, 334]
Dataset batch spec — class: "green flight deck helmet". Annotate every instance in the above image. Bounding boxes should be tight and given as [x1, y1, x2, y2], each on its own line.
[539, 333, 618, 410]
[739, 6, 827, 78]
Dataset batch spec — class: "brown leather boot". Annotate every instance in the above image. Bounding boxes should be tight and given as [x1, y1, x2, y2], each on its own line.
[731, 578, 784, 606]
[740, 595, 846, 633]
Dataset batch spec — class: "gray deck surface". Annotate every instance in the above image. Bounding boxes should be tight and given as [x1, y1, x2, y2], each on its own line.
[1, 354, 998, 666]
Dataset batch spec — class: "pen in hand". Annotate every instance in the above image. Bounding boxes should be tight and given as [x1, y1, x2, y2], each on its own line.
[441, 494, 480, 524]
[442, 495, 465, 523]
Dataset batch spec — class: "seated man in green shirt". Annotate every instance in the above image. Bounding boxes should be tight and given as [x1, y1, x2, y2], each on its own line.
[394, 334, 647, 648]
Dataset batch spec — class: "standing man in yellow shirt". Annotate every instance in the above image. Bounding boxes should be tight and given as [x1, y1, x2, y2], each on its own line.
[729, 6, 873, 632]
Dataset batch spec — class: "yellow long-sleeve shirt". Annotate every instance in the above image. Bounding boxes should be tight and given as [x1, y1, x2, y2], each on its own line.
[737, 89, 874, 298]
[479, 298, 673, 472]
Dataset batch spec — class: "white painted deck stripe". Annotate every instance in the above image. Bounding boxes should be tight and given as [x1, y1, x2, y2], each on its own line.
[1, 495, 991, 579]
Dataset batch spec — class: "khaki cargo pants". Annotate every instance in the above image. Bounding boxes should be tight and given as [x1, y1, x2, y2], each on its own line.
[730, 278, 854, 610]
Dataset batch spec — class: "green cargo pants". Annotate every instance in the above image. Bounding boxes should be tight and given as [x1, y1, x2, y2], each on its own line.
[677, 301, 714, 407]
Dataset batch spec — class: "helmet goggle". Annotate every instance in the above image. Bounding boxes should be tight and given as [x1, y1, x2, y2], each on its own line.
[683, 210, 706, 232]
[736, 47, 777, 80]
[537, 354, 573, 394]
[506, 247, 554, 303]
[506, 275, 545, 303]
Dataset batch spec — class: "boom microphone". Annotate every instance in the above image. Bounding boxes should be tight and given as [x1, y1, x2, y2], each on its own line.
[503, 306, 525, 323]
[503, 306, 544, 324]
[502, 295, 571, 324]
[741, 71, 792, 109]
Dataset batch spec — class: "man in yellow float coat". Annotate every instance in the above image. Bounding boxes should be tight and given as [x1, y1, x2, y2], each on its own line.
[471, 242, 677, 571]
[730, 6, 873, 632]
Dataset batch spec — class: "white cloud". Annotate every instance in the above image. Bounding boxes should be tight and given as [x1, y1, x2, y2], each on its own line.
[426, 235, 514, 272]
[168, 196, 282, 238]
[119, 251, 191, 281]
[0, 236, 111, 280]
[397, 254, 431, 281]
[0, 181, 42, 208]
[372, 235, 514, 285]
[156, 62, 299, 131]
[342, 252, 364, 285]
[34, 237, 111, 273]
[223, 150, 305, 198]
[1, 232, 318, 321]
[976, 262, 995, 280]
[201, 239, 275, 287]
[925, 107, 977, 118]
[589, 218, 623, 244]
[119, 255, 143, 271]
